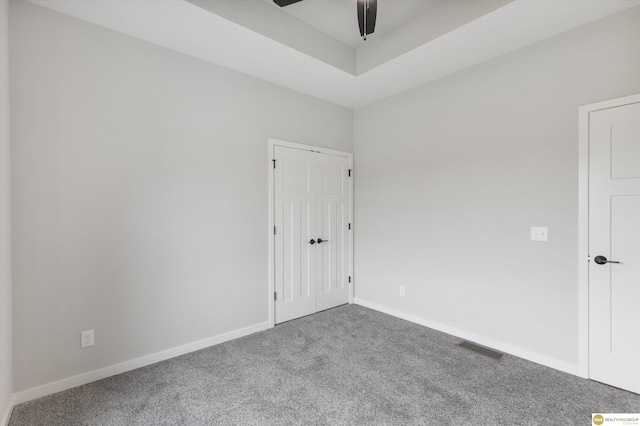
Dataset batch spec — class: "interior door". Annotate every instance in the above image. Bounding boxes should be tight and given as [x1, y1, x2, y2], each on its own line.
[274, 146, 317, 323]
[273, 145, 351, 324]
[589, 100, 640, 394]
[316, 152, 350, 312]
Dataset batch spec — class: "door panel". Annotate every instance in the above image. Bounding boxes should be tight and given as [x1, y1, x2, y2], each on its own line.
[318, 202, 348, 293]
[283, 158, 312, 193]
[321, 165, 345, 195]
[611, 120, 640, 179]
[281, 201, 313, 302]
[589, 101, 640, 394]
[610, 196, 640, 358]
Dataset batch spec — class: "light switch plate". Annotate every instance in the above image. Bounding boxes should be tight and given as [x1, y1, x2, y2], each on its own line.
[530, 227, 548, 242]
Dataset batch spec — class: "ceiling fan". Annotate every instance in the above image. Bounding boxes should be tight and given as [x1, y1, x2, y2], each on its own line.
[273, 0, 378, 40]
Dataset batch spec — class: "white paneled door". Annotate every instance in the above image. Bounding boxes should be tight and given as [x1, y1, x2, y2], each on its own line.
[589, 100, 640, 394]
[273, 144, 351, 324]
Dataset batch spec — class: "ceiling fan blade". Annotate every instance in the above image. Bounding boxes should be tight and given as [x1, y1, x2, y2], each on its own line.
[274, 0, 304, 6]
[357, 0, 377, 37]
[358, 1, 365, 36]
[366, 0, 377, 35]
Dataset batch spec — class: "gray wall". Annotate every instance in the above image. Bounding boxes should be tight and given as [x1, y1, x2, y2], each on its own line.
[10, 1, 352, 392]
[1, 0, 13, 420]
[9, 0, 640, 400]
[353, 6, 640, 367]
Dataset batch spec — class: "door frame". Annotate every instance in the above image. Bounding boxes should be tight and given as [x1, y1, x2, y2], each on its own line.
[267, 138, 354, 328]
[577, 92, 640, 379]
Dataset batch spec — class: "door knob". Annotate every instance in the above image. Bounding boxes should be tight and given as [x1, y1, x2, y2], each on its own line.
[594, 255, 620, 265]
[309, 239, 316, 245]
[317, 238, 328, 244]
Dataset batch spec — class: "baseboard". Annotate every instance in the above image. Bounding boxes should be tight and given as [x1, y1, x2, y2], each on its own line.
[353, 298, 581, 377]
[1, 394, 14, 426]
[13, 321, 271, 405]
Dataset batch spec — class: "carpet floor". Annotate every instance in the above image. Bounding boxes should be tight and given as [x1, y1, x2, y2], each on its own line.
[9, 305, 640, 425]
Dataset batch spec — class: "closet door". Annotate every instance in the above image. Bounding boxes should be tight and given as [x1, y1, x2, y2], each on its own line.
[315, 152, 350, 312]
[273, 146, 351, 324]
[274, 146, 317, 323]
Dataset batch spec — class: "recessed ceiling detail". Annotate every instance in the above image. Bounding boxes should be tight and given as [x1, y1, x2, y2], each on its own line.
[266, 0, 441, 49]
[27, 0, 640, 109]
[272, 0, 380, 43]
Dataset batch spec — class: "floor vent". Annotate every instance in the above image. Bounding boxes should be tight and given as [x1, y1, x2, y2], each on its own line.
[458, 341, 505, 361]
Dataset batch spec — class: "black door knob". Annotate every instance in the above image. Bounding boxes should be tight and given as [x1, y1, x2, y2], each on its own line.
[594, 255, 620, 265]
[317, 238, 328, 244]
[309, 239, 316, 245]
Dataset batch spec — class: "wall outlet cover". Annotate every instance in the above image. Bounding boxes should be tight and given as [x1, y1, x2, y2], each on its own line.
[530, 227, 548, 242]
[81, 330, 94, 348]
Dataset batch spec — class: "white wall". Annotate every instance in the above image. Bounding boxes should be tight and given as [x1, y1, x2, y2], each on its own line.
[0, 0, 13, 421]
[10, 0, 352, 393]
[354, 6, 640, 369]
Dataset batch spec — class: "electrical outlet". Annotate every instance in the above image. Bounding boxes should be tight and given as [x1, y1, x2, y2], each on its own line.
[530, 227, 548, 242]
[399, 286, 406, 297]
[81, 330, 94, 348]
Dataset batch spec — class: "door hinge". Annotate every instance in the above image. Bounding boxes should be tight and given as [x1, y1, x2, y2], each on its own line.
[274, 292, 277, 301]
[272, 159, 276, 169]
[348, 223, 351, 230]
[348, 276, 352, 283]
[348, 169, 352, 177]
[274, 226, 276, 235]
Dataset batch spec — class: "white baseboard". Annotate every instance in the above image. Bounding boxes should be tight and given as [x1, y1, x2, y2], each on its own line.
[8, 301, 584, 415]
[13, 321, 271, 406]
[1, 395, 14, 426]
[353, 298, 582, 377]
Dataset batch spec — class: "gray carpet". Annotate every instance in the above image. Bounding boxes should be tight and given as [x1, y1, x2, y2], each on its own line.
[9, 305, 640, 425]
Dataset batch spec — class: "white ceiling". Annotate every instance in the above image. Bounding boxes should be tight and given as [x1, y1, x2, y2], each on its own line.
[28, 0, 640, 109]
[263, 0, 442, 49]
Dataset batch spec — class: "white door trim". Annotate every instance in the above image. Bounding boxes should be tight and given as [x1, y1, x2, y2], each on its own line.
[267, 138, 354, 328]
[577, 92, 640, 379]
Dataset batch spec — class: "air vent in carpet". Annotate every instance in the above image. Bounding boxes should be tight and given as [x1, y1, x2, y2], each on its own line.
[458, 341, 505, 361]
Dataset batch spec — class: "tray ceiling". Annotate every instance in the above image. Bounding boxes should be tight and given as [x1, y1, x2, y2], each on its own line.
[263, 0, 442, 49]
[27, 0, 640, 109]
